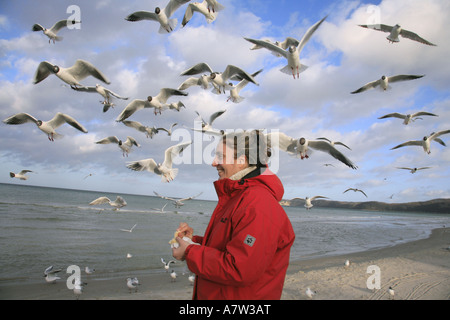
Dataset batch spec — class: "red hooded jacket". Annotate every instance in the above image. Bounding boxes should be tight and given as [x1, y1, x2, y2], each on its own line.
[184, 169, 295, 300]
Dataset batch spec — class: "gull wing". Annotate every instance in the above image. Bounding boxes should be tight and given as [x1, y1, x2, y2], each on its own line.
[378, 112, 406, 120]
[89, 196, 111, 205]
[164, 0, 191, 18]
[125, 136, 140, 147]
[50, 19, 81, 33]
[297, 15, 327, 53]
[104, 88, 129, 100]
[32, 23, 45, 31]
[358, 24, 394, 33]
[95, 136, 120, 144]
[72, 85, 97, 93]
[67, 59, 110, 84]
[400, 29, 436, 46]
[209, 110, 226, 125]
[222, 65, 258, 84]
[48, 112, 88, 133]
[125, 11, 158, 22]
[411, 111, 438, 118]
[244, 37, 288, 58]
[351, 79, 380, 94]
[387, 74, 424, 83]
[33, 61, 56, 84]
[3, 113, 39, 125]
[127, 158, 158, 172]
[116, 99, 147, 122]
[153, 191, 177, 201]
[156, 88, 188, 104]
[162, 141, 192, 169]
[181, 62, 214, 76]
[390, 140, 422, 150]
[310, 196, 328, 201]
[308, 140, 357, 169]
[429, 130, 450, 142]
[265, 132, 296, 153]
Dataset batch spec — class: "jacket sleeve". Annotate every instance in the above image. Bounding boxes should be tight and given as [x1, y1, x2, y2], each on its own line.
[185, 194, 282, 287]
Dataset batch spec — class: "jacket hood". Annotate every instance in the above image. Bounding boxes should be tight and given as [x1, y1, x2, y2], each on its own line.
[214, 168, 284, 202]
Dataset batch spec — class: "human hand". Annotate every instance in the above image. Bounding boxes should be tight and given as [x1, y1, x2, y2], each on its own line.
[177, 222, 193, 239]
[172, 237, 190, 261]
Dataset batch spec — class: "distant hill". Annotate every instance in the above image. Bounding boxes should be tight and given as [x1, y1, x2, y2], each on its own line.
[281, 198, 450, 214]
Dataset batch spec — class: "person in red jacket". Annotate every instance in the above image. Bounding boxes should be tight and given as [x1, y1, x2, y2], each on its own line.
[172, 130, 295, 300]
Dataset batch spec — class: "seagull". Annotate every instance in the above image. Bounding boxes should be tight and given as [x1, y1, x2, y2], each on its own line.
[192, 110, 226, 135]
[151, 203, 169, 213]
[351, 74, 424, 94]
[95, 136, 140, 157]
[10, 170, 33, 180]
[125, 0, 191, 34]
[72, 84, 129, 108]
[205, 0, 225, 13]
[266, 132, 357, 169]
[227, 69, 263, 103]
[359, 24, 437, 46]
[182, 1, 216, 27]
[154, 191, 203, 208]
[32, 19, 81, 43]
[126, 141, 192, 182]
[180, 63, 258, 94]
[249, 37, 300, 58]
[178, 74, 212, 91]
[244, 15, 327, 79]
[188, 274, 195, 285]
[344, 259, 350, 269]
[378, 111, 438, 125]
[157, 123, 178, 136]
[161, 258, 176, 272]
[83, 173, 94, 179]
[33, 59, 110, 88]
[73, 278, 86, 300]
[85, 266, 95, 275]
[126, 253, 133, 259]
[390, 130, 450, 154]
[170, 270, 177, 282]
[167, 101, 186, 112]
[115, 88, 188, 121]
[305, 287, 316, 299]
[316, 137, 351, 150]
[291, 196, 328, 210]
[396, 166, 432, 174]
[121, 120, 161, 139]
[120, 223, 137, 233]
[388, 286, 395, 300]
[3, 112, 88, 141]
[44, 266, 62, 283]
[343, 188, 368, 197]
[127, 277, 140, 292]
[89, 196, 127, 210]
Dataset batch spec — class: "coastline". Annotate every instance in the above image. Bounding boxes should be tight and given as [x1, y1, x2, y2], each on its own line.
[0, 228, 449, 300]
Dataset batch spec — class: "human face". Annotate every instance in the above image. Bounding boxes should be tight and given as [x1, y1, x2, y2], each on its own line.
[212, 142, 247, 179]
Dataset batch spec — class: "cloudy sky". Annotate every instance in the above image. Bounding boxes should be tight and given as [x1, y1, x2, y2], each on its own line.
[1, 0, 449, 203]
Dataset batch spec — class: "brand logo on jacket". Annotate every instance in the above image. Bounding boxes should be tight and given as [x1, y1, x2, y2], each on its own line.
[244, 234, 256, 247]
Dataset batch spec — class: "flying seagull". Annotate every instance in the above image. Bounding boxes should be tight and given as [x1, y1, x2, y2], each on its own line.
[126, 141, 192, 182]
[32, 19, 81, 43]
[89, 196, 127, 210]
[359, 24, 436, 46]
[72, 84, 129, 109]
[244, 15, 327, 79]
[390, 130, 450, 154]
[161, 258, 176, 272]
[396, 167, 432, 174]
[192, 109, 226, 135]
[115, 88, 188, 121]
[3, 112, 88, 141]
[120, 223, 137, 233]
[249, 37, 300, 57]
[351, 74, 424, 94]
[153, 191, 203, 208]
[182, 1, 216, 27]
[125, 0, 191, 34]
[95, 136, 140, 157]
[291, 196, 328, 210]
[266, 132, 357, 169]
[121, 120, 160, 139]
[10, 170, 33, 180]
[378, 111, 438, 125]
[33, 59, 110, 88]
[227, 69, 263, 103]
[343, 188, 368, 197]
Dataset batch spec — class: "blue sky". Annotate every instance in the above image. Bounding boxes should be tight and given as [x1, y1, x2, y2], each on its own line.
[0, 0, 449, 203]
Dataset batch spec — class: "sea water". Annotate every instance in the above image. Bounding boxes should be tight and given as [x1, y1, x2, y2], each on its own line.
[0, 183, 449, 286]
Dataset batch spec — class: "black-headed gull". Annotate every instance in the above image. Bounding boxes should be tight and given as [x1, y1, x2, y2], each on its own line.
[182, 1, 216, 27]
[359, 24, 436, 46]
[85, 266, 95, 274]
[120, 223, 137, 233]
[89, 196, 127, 210]
[10, 170, 33, 180]
[227, 69, 263, 103]
[170, 270, 177, 282]
[115, 88, 188, 121]
[291, 196, 328, 209]
[388, 286, 395, 300]
[266, 132, 357, 169]
[396, 166, 432, 173]
[390, 130, 450, 154]
[121, 120, 160, 139]
[153, 191, 203, 208]
[126, 141, 192, 182]
[32, 19, 81, 43]
[126, 277, 140, 292]
[44, 266, 62, 283]
[73, 278, 86, 300]
[157, 123, 178, 136]
[306, 287, 316, 299]
[95, 136, 140, 157]
[180, 63, 258, 94]
[3, 112, 88, 141]
[161, 258, 176, 272]
[125, 0, 191, 34]
[244, 15, 327, 79]
[33, 59, 110, 88]
[167, 101, 186, 112]
[316, 137, 351, 150]
[249, 37, 300, 57]
[72, 84, 128, 106]
[343, 188, 367, 197]
[351, 74, 424, 94]
[378, 111, 438, 125]
[191, 109, 226, 135]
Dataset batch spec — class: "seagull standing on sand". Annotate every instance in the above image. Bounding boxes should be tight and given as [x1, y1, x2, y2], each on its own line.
[170, 270, 177, 282]
[266, 132, 357, 169]
[85, 266, 95, 274]
[344, 259, 350, 269]
[10, 170, 33, 180]
[244, 15, 327, 79]
[115, 88, 188, 120]
[306, 287, 316, 299]
[33, 59, 110, 88]
[351, 74, 424, 94]
[89, 196, 127, 210]
[95, 136, 140, 157]
[125, 0, 191, 34]
[126, 141, 192, 182]
[343, 188, 368, 197]
[161, 258, 176, 272]
[3, 112, 88, 141]
[390, 130, 450, 154]
[32, 19, 81, 43]
[388, 286, 395, 300]
[291, 196, 328, 210]
[378, 111, 438, 125]
[359, 24, 437, 46]
[127, 277, 140, 292]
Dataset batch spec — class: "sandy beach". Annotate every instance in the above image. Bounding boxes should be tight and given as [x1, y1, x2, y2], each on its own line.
[1, 228, 449, 300]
